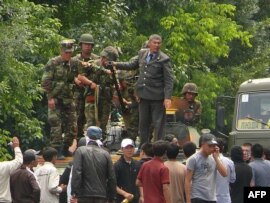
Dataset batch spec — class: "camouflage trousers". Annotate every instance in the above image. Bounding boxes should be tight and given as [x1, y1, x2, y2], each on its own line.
[84, 102, 96, 129]
[75, 95, 86, 139]
[48, 99, 77, 147]
[98, 97, 111, 134]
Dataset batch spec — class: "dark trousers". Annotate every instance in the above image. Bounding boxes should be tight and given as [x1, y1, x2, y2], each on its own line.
[139, 99, 165, 147]
[78, 197, 107, 203]
[191, 198, 216, 203]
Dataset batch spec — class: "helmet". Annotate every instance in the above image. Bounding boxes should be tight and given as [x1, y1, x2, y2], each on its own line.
[181, 83, 198, 95]
[100, 46, 119, 61]
[79, 33, 94, 45]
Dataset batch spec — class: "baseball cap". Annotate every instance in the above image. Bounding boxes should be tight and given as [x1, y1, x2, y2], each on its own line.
[23, 149, 39, 163]
[200, 133, 218, 145]
[121, 138, 135, 148]
[87, 126, 102, 140]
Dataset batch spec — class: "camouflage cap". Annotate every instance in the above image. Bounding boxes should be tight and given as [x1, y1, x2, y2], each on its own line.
[60, 39, 75, 52]
[100, 46, 119, 61]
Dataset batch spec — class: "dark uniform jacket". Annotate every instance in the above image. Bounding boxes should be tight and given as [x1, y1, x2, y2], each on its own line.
[114, 156, 140, 203]
[10, 166, 40, 203]
[116, 49, 174, 100]
[71, 143, 116, 201]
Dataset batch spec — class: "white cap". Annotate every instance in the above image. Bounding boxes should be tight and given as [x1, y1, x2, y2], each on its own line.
[121, 138, 135, 148]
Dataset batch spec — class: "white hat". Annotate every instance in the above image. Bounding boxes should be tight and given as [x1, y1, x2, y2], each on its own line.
[121, 138, 135, 148]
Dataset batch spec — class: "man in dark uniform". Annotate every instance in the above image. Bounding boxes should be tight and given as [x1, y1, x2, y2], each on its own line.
[175, 83, 202, 126]
[73, 33, 99, 138]
[41, 39, 78, 159]
[113, 34, 174, 149]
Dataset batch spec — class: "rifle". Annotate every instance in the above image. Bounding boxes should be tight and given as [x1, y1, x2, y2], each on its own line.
[107, 61, 129, 114]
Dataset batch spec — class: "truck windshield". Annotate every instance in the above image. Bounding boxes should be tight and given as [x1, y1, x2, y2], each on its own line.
[237, 92, 270, 130]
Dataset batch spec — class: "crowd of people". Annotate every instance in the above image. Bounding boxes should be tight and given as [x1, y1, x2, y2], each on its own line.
[1, 33, 270, 203]
[1, 133, 270, 203]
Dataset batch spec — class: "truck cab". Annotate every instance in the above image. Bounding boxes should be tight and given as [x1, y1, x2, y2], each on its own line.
[216, 78, 270, 148]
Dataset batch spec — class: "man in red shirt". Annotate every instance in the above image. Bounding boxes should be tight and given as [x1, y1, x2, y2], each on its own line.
[136, 140, 171, 203]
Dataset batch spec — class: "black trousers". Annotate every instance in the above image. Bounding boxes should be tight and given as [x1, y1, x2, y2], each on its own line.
[139, 99, 165, 147]
[191, 198, 216, 203]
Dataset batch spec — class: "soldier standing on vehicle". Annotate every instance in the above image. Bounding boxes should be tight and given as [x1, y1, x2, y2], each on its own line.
[73, 34, 99, 138]
[175, 83, 202, 125]
[77, 46, 118, 136]
[113, 34, 174, 150]
[41, 39, 78, 159]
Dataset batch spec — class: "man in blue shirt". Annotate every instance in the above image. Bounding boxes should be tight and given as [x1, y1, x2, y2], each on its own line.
[249, 143, 270, 187]
[215, 138, 236, 203]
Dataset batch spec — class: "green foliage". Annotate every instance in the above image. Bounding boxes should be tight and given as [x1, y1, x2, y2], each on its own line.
[0, 0, 62, 159]
[161, 0, 252, 64]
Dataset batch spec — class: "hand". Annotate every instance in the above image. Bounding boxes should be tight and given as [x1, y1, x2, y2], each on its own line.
[48, 98, 56, 110]
[124, 193, 134, 201]
[70, 196, 78, 203]
[164, 99, 171, 109]
[81, 61, 92, 68]
[139, 196, 144, 203]
[74, 77, 83, 86]
[212, 146, 220, 160]
[60, 184, 67, 192]
[12, 137, 20, 148]
[106, 70, 112, 75]
[90, 82, 97, 90]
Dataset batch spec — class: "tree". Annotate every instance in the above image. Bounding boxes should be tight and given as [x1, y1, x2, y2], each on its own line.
[0, 0, 62, 159]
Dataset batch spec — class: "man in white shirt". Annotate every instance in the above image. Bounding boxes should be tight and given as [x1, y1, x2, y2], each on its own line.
[35, 147, 66, 203]
[0, 137, 23, 203]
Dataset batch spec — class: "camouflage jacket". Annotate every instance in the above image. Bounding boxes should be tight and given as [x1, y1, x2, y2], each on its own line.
[174, 97, 202, 125]
[41, 56, 78, 101]
[72, 53, 100, 98]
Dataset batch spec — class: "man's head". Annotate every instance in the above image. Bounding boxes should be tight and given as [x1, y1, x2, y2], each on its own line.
[251, 143, 264, 159]
[148, 34, 162, 53]
[79, 33, 94, 55]
[87, 126, 102, 140]
[152, 140, 168, 157]
[181, 83, 198, 102]
[199, 133, 218, 156]
[100, 46, 119, 66]
[60, 39, 74, 61]
[42, 147, 58, 163]
[183, 141, 197, 158]
[140, 143, 154, 158]
[164, 134, 178, 145]
[23, 149, 39, 167]
[230, 145, 244, 163]
[166, 143, 180, 160]
[241, 143, 252, 162]
[121, 138, 135, 159]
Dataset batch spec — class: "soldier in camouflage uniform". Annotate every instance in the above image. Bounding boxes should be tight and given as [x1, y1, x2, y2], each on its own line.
[117, 69, 139, 141]
[72, 34, 99, 138]
[77, 46, 118, 135]
[175, 83, 202, 125]
[41, 39, 78, 159]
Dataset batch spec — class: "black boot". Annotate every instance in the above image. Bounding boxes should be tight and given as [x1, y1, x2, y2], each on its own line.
[56, 145, 65, 160]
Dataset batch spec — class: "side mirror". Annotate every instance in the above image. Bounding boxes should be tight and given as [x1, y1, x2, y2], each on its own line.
[216, 105, 225, 130]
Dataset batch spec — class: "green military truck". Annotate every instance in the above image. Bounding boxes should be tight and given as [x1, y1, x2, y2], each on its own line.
[216, 78, 270, 149]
